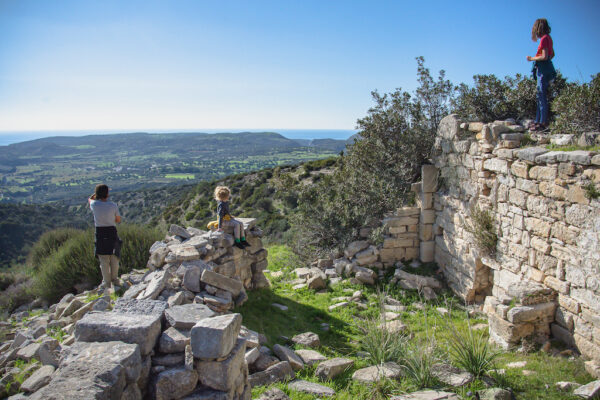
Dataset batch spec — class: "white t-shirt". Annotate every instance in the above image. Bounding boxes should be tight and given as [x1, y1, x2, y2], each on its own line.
[90, 200, 120, 227]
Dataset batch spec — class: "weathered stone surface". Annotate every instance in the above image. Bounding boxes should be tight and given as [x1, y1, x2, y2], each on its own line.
[196, 339, 246, 391]
[390, 391, 460, 400]
[201, 270, 243, 297]
[138, 269, 169, 300]
[556, 381, 581, 391]
[288, 380, 335, 397]
[152, 367, 198, 400]
[352, 362, 402, 383]
[20, 365, 54, 392]
[258, 388, 290, 400]
[159, 327, 190, 354]
[431, 364, 473, 387]
[170, 224, 192, 239]
[574, 380, 600, 399]
[248, 361, 295, 387]
[16, 343, 40, 361]
[344, 241, 370, 258]
[478, 388, 513, 400]
[165, 303, 216, 329]
[516, 147, 548, 162]
[74, 311, 162, 355]
[191, 313, 242, 360]
[253, 353, 280, 372]
[294, 349, 326, 366]
[291, 332, 320, 348]
[113, 298, 168, 318]
[30, 341, 141, 400]
[315, 357, 354, 380]
[379, 319, 407, 334]
[152, 352, 185, 367]
[181, 388, 230, 400]
[273, 344, 304, 371]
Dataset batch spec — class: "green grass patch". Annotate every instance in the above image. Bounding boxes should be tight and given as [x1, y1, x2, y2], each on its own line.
[241, 244, 594, 400]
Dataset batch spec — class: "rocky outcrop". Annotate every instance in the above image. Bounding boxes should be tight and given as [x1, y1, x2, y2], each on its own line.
[0, 220, 268, 399]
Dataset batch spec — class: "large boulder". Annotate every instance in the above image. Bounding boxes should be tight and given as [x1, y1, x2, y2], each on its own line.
[30, 341, 141, 400]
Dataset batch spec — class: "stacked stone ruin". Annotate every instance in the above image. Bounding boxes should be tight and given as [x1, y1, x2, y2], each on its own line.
[0, 219, 270, 399]
[424, 115, 600, 377]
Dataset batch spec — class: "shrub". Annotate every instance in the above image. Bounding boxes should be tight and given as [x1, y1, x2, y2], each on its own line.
[584, 182, 600, 200]
[26, 227, 83, 270]
[463, 205, 497, 256]
[446, 319, 499, 378]
[552, 73, 600, 135]
[32, 224, 161, 303]
[454, 72, 568, 122]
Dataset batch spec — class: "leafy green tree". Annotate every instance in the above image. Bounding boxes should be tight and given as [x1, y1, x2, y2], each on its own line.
[293, 58, 455, 255]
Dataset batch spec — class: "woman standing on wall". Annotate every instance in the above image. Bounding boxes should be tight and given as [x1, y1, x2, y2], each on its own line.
[527, 18, 556, 131]
[88, 184, 122, 292]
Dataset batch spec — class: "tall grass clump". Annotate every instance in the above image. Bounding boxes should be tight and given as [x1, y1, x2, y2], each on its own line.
[447, 320, 499, 378]
[359, 289, 407, 365]
[33, 224, 161, 303]
[463, 205, 497, 256]
[400, 339, 442, 389]
[27, 227, 82, 270]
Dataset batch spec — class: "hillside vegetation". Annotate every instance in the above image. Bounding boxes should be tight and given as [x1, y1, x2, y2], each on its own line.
[0, 131, 345, 203]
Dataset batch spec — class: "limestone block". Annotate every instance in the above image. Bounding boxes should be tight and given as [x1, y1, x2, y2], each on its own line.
[529, 165, 557, 181]
[516, 147, 548, 162]
[351, 362, 402, 383]
[165, 304, 216, 330]
[510, 161, 529, 178]
[20, 365, 55, 393]
[291, 332, 320, 348]
[201, 270, 243, 297]
[191, 314, 242, 360]
[344, 241, 369, 258]
[74, 312, 161, 356]
[152, 367, 198, 400]
[196, 339, 246, 392]
[420, 241, 435, 263]
[468, 122, 484, 132]
[422, 165, 439, 192]
[248, 361, 295, 387]
[575, 333, 600, 362]
[288, 380, 336, 397]
[30, 341, 141, 400]
[273, 344, 304, 371]
[544, 276, 570, 294]
[507, 302, 556, 324]
[159, 327, 190, 354]
[483, 158, 508, 174]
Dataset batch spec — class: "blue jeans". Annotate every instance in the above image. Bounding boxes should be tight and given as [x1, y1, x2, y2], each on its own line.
[535, 73, 551, 125]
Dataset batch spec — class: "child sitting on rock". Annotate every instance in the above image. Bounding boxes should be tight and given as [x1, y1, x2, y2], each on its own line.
[214, 185, 250, 249]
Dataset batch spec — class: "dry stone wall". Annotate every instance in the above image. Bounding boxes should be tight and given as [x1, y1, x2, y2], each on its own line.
[422, 114, 600, 376]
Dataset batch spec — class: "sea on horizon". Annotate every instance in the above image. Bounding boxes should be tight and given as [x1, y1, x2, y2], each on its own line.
[0, 129, 358, 146]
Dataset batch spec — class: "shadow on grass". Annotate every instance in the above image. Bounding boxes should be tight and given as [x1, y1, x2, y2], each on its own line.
[234, 288, 355, 355]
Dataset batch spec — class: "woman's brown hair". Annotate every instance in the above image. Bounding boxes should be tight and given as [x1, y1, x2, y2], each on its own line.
[94, 184, 109, 200]
[531, 18, 551, 41]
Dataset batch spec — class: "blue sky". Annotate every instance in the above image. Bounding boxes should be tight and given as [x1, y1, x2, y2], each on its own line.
[0, 0, 598, 131]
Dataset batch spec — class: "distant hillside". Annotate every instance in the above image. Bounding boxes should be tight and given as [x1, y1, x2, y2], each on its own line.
[157, 157, 339, 241]
[0, 131, 346, 203]
[0, 203, 88, 268]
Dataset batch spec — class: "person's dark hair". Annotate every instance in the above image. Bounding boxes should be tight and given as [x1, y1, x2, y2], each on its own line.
[94, 184, 109, 200]
[531, 18, 551, 41]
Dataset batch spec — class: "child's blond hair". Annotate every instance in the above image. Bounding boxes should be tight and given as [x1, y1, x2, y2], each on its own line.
[214, 186, 231, 201]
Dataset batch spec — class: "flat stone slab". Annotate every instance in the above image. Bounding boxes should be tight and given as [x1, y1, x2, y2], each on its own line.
[74, 311, 161, 356]
[431, 364, 473, 387]
[201, 270, 243, 297]
[315, 357, 354, 380]
[288, 380, 335, 397]
[295, 349, 327, 366]
[273, 344, 304, 371]
[391, 390, 460, 400]
[574, 380, 600, 399]
[30, 341, 141, 400]
[191, 313, 242, 360]
[248, 361, 295, 387]
[258, 388, 290, 400]
[352, 362, 402, 383]
[291, 332, 320, 348]
[112, 298, 168, 318]
[21, 365, 55, 392]
[515, 146, 548, 162]
[165, 303, 216, 330]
